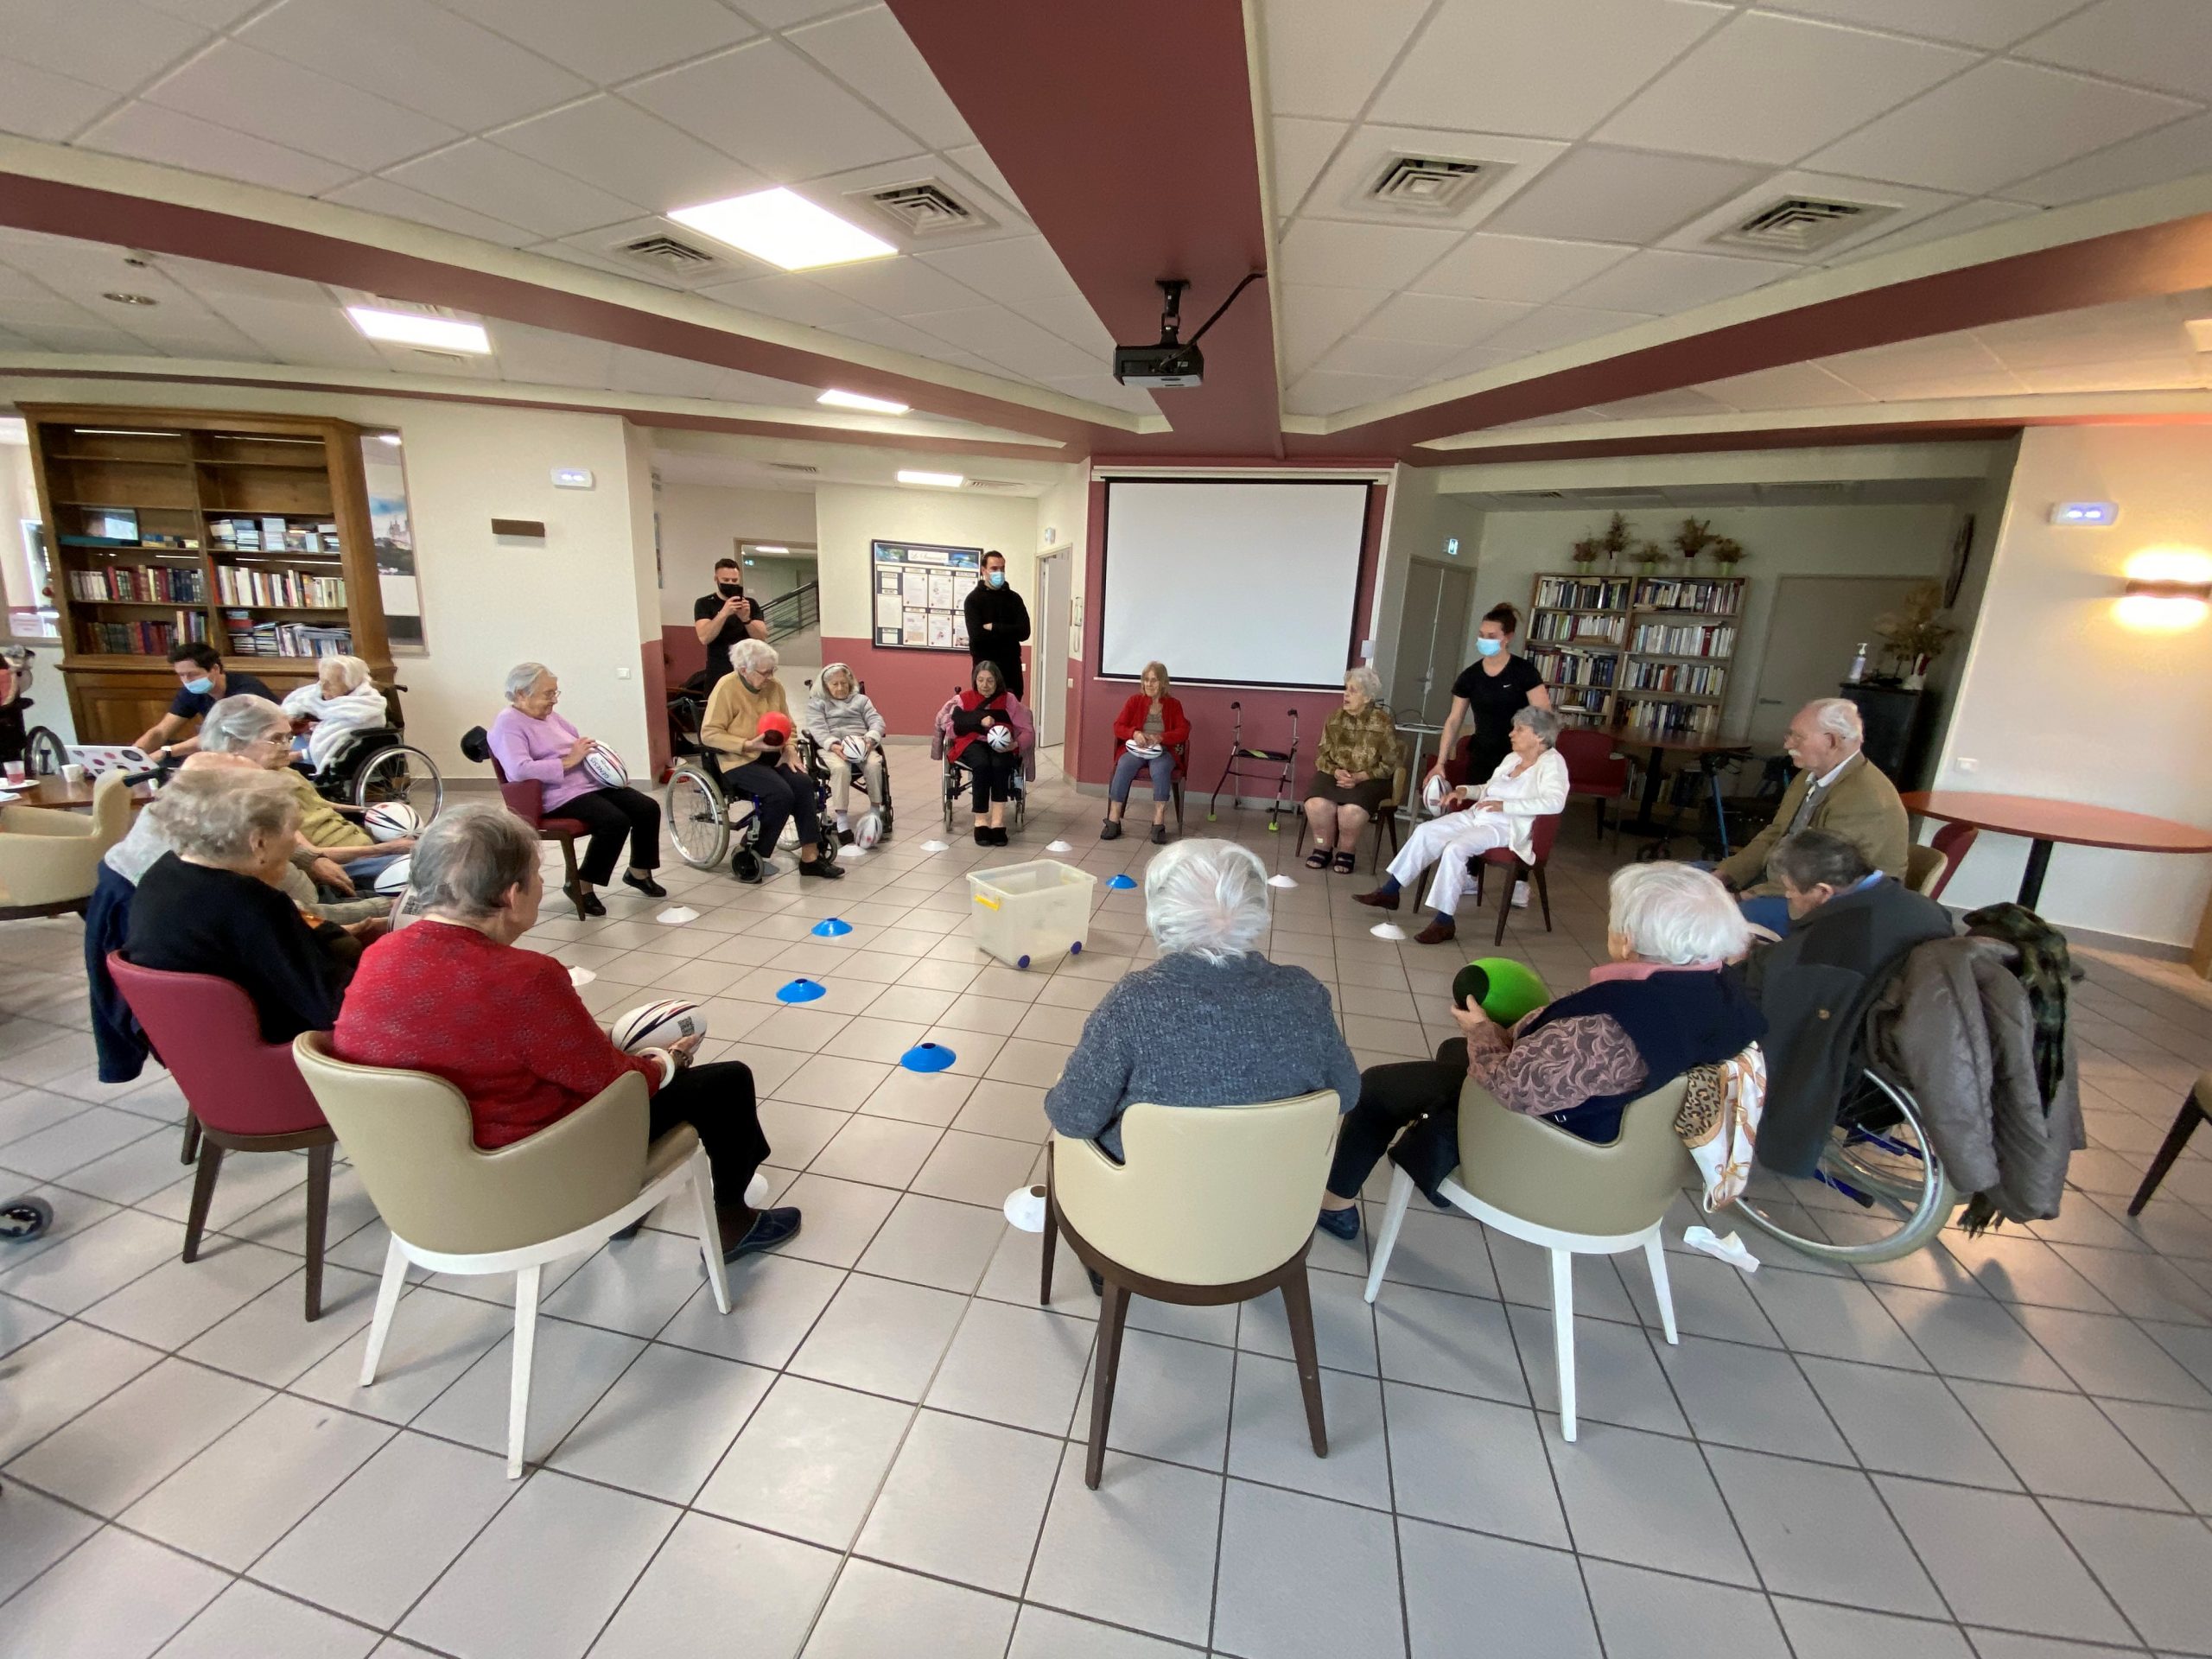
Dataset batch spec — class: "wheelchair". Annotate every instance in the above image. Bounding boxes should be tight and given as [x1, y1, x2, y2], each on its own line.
[300, 682, 442, 819]
[0, 645, 69, 778]
[798, 676, 893, 839]
[663, 735, 840, 883]
[939, 741, 1027, 832]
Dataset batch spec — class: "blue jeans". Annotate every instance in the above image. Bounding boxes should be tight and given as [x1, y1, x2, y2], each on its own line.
[329, 849, 408, 893]
[1692, 860, 1792, 937]
[1109, 747, 1174, 804]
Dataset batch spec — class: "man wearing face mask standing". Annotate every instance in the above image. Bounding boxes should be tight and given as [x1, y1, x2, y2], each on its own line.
[693, 555, 772, 690]
[132, 643, 277, 762]
[963, 550, 1030, 703]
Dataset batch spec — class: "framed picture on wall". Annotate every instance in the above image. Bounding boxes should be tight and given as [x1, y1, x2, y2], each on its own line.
[871, 539, 982, 650]
[1942, 514, 1974, 607]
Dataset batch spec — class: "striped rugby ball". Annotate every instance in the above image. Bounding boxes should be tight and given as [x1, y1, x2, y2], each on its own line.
[610, 998, 708, 1054]
[582, 743, 627, 790]
[372, 855, 412, 894]
[362, 801, 420, 842]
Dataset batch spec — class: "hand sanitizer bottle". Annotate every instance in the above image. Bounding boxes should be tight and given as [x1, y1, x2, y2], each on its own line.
[1847, 641, 1868, 683]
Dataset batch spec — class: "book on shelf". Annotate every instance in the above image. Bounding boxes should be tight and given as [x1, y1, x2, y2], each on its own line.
[208, 517, 343, 556]
[68, 564, 208, 603]
[1622, 659, 1728, 696]
[1529, 610, 1626, 645]
[219, 612, 353, 658]
[1630, 576, 1742, 615]
[1533, 575, 1631, 612]
[213, 565, 346, 607]
[83, 611, 208, 655]
[1630, 620, 1737, 656]
[1620, 698, 1723, 740]
[1527, 645, 1619, 689]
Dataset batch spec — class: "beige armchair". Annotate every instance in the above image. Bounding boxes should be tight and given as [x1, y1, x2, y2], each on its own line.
[1042, 1089, 1342, 1489]
[1364, 1076, 1692, 1442]
[1905, 843, 1948, 896]
[293, 1033, 731, 1478]
[0, 770, 131, 919]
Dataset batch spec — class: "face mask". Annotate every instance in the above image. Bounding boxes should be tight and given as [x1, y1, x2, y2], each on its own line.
[986, 571, 1005, 589]
[1474, 638, 1503, 658]
[182, 677, 214, 696]
[717, 582, 743, 597]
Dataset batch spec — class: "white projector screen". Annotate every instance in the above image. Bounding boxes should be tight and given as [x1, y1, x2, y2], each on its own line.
[1099, 480, 1370, 687]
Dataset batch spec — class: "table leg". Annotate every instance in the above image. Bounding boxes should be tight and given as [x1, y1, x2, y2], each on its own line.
[1618, 752, 1672, 838]
[2017, 838, 2054, 911]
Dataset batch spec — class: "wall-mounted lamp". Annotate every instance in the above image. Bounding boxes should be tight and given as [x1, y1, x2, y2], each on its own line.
[2116, 548, 2212, 631]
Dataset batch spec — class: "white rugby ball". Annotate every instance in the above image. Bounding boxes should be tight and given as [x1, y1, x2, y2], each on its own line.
[985, 723, 1014, 753]
[610, 998, 708, 1054]
[840, 734, 869, 766]
[851, 810, 882, 849]
[581, 743, 626, 790]
[372, 855, 411, 894]
[362, 801, 420, 842]
[1421, 770, 1448, 812]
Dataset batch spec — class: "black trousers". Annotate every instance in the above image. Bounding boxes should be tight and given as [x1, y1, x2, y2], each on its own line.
[649, 1058, 769, 1205]
[560, 785, 661, 886]
[963, 748, 1020, 807]
[1325, 1039, 1467, 1200]
[720, 759, 819, 854]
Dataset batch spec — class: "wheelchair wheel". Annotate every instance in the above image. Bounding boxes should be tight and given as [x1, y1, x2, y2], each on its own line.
[1732, 1063, 1956, 1264]
[23, 727, 67, 777]
[942, 770, 957, 831]
[665, 764, 729, 869]
[353, 744, 444, 820]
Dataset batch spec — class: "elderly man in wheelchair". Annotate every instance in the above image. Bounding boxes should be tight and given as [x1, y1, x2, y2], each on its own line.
[667, 638, 842, 885]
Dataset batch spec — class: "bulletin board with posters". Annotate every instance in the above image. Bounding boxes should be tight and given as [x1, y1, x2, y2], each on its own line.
[871, 540, 980, 652]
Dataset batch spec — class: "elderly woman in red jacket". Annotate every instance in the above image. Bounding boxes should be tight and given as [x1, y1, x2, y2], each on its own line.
[946, 658, 1031, 847]
[1103, 660, 1189, 844]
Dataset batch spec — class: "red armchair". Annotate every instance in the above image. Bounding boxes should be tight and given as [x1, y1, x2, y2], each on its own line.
[1556, 728, 1630, 842]
[1471, 810, 1561, 947]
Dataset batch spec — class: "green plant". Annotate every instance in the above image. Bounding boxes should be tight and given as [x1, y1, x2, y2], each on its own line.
[1710, 536, 1745, 567]
[1630, 538, 1667, 569]
[1874, 581, 1956, 666]
[1672, 518, 1718, 563]
[1571, 536, 1601, 565]
[1598, 512, 1636, 559]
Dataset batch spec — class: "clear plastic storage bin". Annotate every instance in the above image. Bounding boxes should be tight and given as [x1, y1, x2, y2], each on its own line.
[965, 859, 1097, 970]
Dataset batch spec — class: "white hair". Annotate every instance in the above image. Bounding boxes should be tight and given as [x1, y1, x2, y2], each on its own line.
[143, 767, 299, 862]
[1344, 665, 1383, 703]
[1608, 861, 1749, 965]
[1144, 838, 1271, 964]
[409, 802, 540, 920]
[1804, 697, 1863, 743]
[505, 661, 550, 703]
[198, 693, 290, 753]
[318, 653, 371, 694]
[732, 637, 779, 677]
[1511, 705, 1564, 747]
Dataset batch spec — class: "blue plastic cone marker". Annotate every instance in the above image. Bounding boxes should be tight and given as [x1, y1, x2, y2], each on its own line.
[776, 977, 826, 1003]
[1107, 874, 1137, 890]
[1071, 941, 1083, 954]
[901, 1041, 957, 1072]
[1016, 954, 1030, 970]
[810, 917, 853, 937]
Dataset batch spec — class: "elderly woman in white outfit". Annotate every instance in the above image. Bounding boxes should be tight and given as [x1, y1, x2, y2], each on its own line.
[1356, 704, 1569, 944]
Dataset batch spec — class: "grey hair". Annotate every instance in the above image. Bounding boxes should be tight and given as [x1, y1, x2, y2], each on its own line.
[319, 653, 371, 692]
[407, 803, 541, 921]
[1607, 861, 1749, 965]
[731, 637, 779, 677]
[1511, 704, 1564, 747]
[198, 694, 289, 753]
[143, 767, 299, 862]
[1805, 696, 1863, 743]
[505, 661, 551, 703]
[1769, 828, 1872, 894]
[1344, 665, 1383, 703]
[1143, 838, 1271, 964]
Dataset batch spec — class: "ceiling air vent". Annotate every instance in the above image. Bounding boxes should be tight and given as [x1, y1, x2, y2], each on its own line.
[1713, 196, 1895, 255]
[612, 232, 725, 276]
[411, 348, 468, 365]
[860, 180, 989, 238]
[767, 462, 819, 475]
[1366, 156, 1492, 215]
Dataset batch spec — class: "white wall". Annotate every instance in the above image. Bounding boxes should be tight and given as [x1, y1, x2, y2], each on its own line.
[653, 480, 817, 626]
[815, 483, 1039, 639]
[1372, 465, 1488, 701]
[1465, 503, 1959, 734]
[0, 441, 41, 613]
[1934, 424, 2212, 945]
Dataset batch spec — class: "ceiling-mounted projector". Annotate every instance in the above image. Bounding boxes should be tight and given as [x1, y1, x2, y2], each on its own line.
[1112, 273, 1263, 391]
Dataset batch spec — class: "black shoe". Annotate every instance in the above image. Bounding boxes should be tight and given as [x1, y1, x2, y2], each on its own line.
[724, 1205, 802, 1262]
[1316, 1205, 1361, 1242]
[575, 887, 607, 917]
[799, 857, 843, 880]
[1151, 823, 1168, 845]
[837, 827, 855, 846]
[621, 872, 666, 899]
[610, 1218, 645, 1242]
[1086, 1267, 1104, 1297]
[1099, 819, 1122, 841]
[975, 826, 991, 846]
[990, 826, 1010, 847]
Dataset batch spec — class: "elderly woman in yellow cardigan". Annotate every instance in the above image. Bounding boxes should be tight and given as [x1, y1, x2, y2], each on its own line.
[1301, 666, 1400, 874]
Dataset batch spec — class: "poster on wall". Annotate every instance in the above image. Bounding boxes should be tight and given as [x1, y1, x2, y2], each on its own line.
[359, 435, 426, 653]
[871, 540, 982, 651]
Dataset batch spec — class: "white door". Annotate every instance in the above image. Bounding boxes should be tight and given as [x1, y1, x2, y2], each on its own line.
[1033, 550, 1071, 747]
[1749, 575, 1924, 749]
[1389, 561, 1475, 727]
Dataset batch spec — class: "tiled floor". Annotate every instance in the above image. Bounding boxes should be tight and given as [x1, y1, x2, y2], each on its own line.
[4, 739, 2212, 1658]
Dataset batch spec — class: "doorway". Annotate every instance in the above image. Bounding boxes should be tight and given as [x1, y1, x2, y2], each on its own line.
[1033, 549, 1071, 748]
[1389, 560, 1476, 727]
[1749, 575, 1925, 749]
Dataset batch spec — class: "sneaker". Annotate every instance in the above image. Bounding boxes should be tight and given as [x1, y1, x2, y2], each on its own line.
[1512, 880, 1531, 910]
[798, 857, 843, 880]
[1151, 823, 1167, 844]
[1315, 1205, 1361, 1242]
[723, 1205, 802, 1262]
[1353, 887, 1401, 911]
[1099, 819, 1122, 841]
[621, 872, 667, 899]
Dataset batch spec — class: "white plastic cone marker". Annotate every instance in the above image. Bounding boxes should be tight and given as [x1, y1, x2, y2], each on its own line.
[1683, 1225, 1760, 1273]
[1267, 874, 1298, 888]
[1369, 922, 1408, 941]
[568, 966, 596, 988]
[744, 1171, 770, 1209]
[838, 846, 867, 861]
[1003, 1185, 1047, 1233]
[1046, 840, 1073, 853]
[656, 906, 700, 925]
[920, 839, 950, 853]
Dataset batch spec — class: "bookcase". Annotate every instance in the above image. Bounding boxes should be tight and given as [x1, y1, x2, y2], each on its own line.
[20, 405, 391, 744]
[1526, 569, 1746, 740]
[1524, 572, 1630, 728]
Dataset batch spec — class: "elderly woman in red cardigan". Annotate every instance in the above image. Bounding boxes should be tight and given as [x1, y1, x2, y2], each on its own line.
[1102, 660, 1190, 845]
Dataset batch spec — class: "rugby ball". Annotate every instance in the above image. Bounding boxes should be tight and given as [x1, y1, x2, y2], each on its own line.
[851, 810, 882, 849]
[611, 998, 709, 1054]
[840, 734, 869, 766]
[985, 722, 1015, 752]
[582, 743, 627, 790]
[372, 855, 411, 895]
[362, 801, 419, 842]
[1421, 770, 1449, 812]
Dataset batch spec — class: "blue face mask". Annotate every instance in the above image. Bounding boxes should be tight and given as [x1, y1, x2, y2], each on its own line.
[182, 676, 214, 696]
[1473, 638, 1503, 658]
[986, 570, 1005, 589]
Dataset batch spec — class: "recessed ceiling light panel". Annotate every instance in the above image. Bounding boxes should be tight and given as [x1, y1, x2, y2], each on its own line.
[670, 188, 896, 270]
[346, 306, 492, 353]
[818, 389, 911, 415]
[896, 469, 963, 488]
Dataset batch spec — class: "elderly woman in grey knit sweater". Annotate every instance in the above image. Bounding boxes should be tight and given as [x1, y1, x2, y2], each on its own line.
[1045, 839, 1360, 1160]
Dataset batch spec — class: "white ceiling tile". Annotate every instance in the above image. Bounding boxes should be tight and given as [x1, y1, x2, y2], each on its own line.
[1275, 283, 1391, 377]
[439, 0, 756, 85]
[941, 143, 1026, 218]
[2003, 111, 2212, 207]
[1357, 291, 1533, 348]
[807, 255, 985, 317]
[79, 102, 357, 194]
[5, 320, 161, 353]
[1297, 126, 1571, 231]
[1317, 333, 1471, 379]
[144, 41, 463, 170]
[1758, 0, 2083, 49]
[1696, 361, 1876, 409]
[1832, 194, 2041, 263]
[624, 39, 918, 182]
[817, 310, 952, 355]
[711, 368, 823, 406]
[1002, 293, 1115, 355]
[729, 0, 853, 26]
[0, 56, 124, 142]
[1043, 373, 1160, 416]
[1820, 334, 2024, 397]
[194, 296, 387, 368]
[321, 175, 540, 246]
[1808, 60, 2197, 195]
[489, 96, 764, 213]
[785, 7, 972, 150]
[105, 306, 273, 360]
[1976, 300, 2194, 368]
[1284, 367, 1410, 416]
[384, 139, 639, 238]
[1479, 146, 1769, 243]
[971, 324, 1097, 385]
[2012, 358, 2207, 392]
[1556, 247, 1785, 313]
[607, 344, 731, 400]
[1277, 218, 1460, 289]
[1372, 0, 1730, 141]
[0, 0, 209, 96]
[1595, 387, 1736, 419]
[1258, 0, 1433, 120]
[1421, 343, 1525, 385]
[1594, 11, 1976, 165]
[142, 0, 263, 22]
[904, 303, 1029, 353]
[700, 274, 874, 329]
[1410, 232, 1633, 303]
[1269, 117, 1346, 218]
[917, 236, 1078, 306]
[2015, 0, 2212, 102]
[453, 321, 613, 387]
[157, 256, 327, 303]
[1479, 302, 1653, 356]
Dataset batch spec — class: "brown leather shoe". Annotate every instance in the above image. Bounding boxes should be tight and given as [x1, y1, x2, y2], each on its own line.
[1353, 887, 1401, 911]
[1414, 917, 1458, 945]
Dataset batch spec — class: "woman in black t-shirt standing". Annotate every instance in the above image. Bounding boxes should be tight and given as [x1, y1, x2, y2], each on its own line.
[1436, 603, 1551, 788]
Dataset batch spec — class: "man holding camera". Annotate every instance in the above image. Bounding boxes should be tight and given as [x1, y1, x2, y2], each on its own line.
[693, 556, 771, 688]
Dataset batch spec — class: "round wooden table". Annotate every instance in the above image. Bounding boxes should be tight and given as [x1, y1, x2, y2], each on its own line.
[1901, 790, 2212, 910]
[3, 775, 154, 811]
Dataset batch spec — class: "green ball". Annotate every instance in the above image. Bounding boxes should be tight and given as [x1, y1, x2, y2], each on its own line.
[1451, 957, 1551, 1027]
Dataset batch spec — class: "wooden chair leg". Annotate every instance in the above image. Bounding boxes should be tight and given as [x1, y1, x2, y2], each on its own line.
[2127, 1089, 2207, 1216]
[181, 1142, 223, 1263]
[1173, 779, 1185, 837]
[1492, 860, 1515, 947]
[178, 1112, 200, 1166]
[302, 1141, 333, 1322]
[1038, 1149, 1058, 1306]
[1279, 1264, 1330, 1458]
[1534, 865, 1554, 932]
[1084, 1276, 1132, 1490]
[556, 833, 585, 918]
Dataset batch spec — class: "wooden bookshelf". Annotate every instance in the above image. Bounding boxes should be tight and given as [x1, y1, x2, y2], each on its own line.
[1526, 572, 1630, 728]
[21, 405, 391, 744]
[1616, 574, 1746, 741]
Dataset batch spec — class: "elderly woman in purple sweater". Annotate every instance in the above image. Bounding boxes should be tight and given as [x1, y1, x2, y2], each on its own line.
[488, 661, 664, 918]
